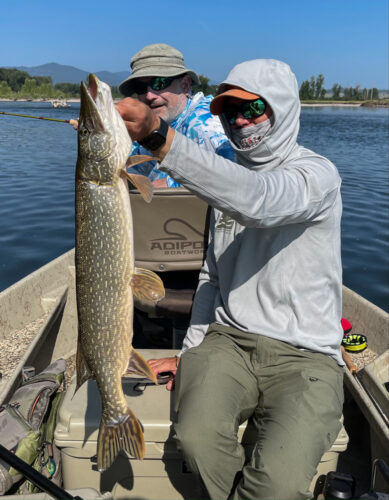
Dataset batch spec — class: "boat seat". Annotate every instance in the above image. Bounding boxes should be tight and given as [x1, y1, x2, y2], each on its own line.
[131, 187, 210, 322]
[131, 187, 209, 273]
[137, 287, 195, 319]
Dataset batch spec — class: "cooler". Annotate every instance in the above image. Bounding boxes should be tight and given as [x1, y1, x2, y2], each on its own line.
[54, 349, 348, 499]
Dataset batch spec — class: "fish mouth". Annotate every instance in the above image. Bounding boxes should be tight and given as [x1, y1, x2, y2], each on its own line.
[88, 73, 98, 102]
[79, 74, 105, 132]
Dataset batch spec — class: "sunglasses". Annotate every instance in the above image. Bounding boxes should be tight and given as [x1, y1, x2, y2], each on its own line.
[224, 98, 267, 125]
[132, 76, 179, 95]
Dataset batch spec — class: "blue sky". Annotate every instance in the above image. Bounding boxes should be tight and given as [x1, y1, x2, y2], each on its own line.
[1, 0, 388, 88]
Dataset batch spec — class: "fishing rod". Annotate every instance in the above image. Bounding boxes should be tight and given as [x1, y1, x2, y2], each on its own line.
[0, 444, 83, 500]
[0, 111, 77, 126]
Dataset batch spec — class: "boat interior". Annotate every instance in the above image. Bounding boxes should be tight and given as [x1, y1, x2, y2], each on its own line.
[0, 188, 388, 499]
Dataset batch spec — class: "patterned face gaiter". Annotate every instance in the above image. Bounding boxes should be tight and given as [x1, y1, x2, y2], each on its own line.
[230, 118, 272, 149]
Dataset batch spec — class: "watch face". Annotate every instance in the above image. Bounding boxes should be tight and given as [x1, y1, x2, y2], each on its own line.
[139, 118, 168, 151]
[144, 131, 166, 151]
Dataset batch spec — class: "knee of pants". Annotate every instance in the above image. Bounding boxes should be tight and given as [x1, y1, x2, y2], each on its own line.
[175, 411, 235, 462]
[238, 448, 314, 500]
[262, 472, 311, 500]
[237, 468, 311, 500]
[175, 419, 214, 460]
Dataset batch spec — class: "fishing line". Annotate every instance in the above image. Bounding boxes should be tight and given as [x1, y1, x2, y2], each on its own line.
[0, 111, 76, 125]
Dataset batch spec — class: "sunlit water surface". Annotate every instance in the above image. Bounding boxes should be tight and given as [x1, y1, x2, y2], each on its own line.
[0, 102, 388, 312]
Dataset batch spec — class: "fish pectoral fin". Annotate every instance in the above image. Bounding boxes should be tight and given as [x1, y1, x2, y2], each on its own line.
[131, 267, 165, 303]
[97, 408, 145, 471]
[124, 154, 156, 204]
[124, 348, 158, 384]
[75, 339, 94, 393]
[126, 154, 157, 168]
[122, 170, 153, 203]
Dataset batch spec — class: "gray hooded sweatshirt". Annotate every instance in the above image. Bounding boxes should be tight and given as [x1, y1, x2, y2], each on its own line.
[160, 59, 344, 365]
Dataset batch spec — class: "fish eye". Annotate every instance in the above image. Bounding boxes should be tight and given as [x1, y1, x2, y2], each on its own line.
[79, 127, 89, 137]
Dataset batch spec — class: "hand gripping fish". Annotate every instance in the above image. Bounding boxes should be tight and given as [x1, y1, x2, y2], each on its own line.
[75, 74, 165, 471]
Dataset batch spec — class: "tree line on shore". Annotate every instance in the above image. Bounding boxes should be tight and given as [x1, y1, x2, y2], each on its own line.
[299, 74, 379, 101]
[0, 67, 382, 101]
[194, 74, 381, 101]
[0, 68, 122, 99]
[0, 67, 212, 100]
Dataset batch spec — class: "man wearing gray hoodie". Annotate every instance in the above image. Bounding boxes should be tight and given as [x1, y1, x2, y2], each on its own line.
[117, 59, 344, 500]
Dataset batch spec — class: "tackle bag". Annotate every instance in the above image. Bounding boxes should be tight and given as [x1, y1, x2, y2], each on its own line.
[0, 359, 66, 495]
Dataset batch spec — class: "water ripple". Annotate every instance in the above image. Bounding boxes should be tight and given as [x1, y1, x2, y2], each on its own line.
[1, 103, 388, 312]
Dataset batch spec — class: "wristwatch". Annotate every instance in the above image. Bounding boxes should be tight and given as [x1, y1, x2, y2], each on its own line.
[138, 118, 169, 151]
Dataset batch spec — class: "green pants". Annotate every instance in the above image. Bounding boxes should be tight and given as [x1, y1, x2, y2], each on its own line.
[174, 323, 344, 500]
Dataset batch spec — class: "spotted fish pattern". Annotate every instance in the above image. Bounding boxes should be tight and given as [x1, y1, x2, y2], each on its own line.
[75, 74, 164, 471]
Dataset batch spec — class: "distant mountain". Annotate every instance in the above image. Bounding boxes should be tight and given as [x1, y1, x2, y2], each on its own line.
[10, 62, 129, 87]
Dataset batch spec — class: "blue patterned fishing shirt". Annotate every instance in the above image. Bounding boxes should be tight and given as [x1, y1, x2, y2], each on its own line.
[129, 92, 235, 187]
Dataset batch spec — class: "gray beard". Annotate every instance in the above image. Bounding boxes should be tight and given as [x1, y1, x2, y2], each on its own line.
[231, 118, 272, 149]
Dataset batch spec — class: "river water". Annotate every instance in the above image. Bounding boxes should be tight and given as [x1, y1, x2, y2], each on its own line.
[0, 102, 388, 312]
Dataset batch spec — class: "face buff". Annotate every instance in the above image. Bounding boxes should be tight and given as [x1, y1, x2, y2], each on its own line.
[231, 118, 272, 149]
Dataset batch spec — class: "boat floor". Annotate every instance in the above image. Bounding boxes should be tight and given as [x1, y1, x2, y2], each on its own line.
[0, 276, 387, 497]
[0, 312, 50, 382]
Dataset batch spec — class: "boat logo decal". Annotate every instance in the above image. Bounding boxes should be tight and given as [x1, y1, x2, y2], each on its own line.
[150, 218, 205, 255]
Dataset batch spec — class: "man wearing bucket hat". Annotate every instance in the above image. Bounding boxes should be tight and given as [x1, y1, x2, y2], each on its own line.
[119, 43, 234, 187]
[116, 58, 344, 500]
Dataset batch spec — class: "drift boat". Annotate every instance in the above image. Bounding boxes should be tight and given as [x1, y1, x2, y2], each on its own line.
[0, 189, 388, 499]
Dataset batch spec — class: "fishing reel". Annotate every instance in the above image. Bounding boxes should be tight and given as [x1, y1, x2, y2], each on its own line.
[342, 334, 368, 353]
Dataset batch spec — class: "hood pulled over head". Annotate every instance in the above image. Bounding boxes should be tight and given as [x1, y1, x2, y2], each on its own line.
[213, 59, 301, 170]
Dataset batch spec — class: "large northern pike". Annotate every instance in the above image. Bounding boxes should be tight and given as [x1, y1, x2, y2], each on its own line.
[75, 74, 164, 471]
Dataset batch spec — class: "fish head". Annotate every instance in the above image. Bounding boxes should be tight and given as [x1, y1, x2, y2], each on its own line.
[77, 74, 132, 185]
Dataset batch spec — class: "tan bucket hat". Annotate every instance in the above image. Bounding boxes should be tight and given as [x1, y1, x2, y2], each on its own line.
[119, 43, 200, 96]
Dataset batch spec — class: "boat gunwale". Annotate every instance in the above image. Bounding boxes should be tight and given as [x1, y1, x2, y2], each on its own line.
[0, 287, 68, 405]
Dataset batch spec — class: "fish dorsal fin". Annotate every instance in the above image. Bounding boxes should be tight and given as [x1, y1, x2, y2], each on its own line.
[126, 154, 157, 168]
[131, 267, 165, 302]
[75, 339, 94, 393]
[124, 347, 157, 383]
[122, 170, 153, 203]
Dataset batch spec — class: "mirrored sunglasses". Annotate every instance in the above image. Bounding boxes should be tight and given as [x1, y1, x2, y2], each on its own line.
[225, 98, 267, 125]
[132, 76, 179, 95]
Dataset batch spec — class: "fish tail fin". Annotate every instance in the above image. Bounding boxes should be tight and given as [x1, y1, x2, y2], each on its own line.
[97, 408, 145, 471]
